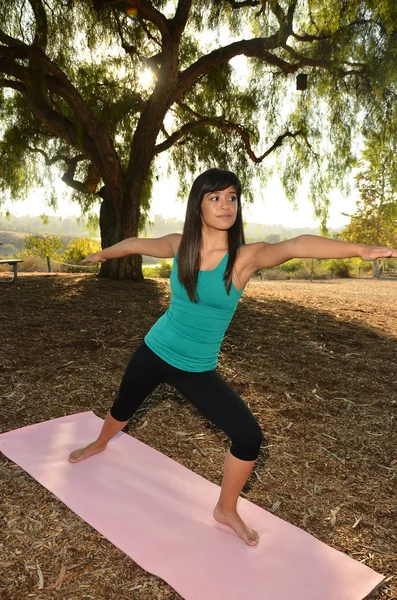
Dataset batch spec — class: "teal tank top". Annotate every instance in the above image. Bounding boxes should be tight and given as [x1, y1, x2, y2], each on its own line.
[144, 251, 244, 372]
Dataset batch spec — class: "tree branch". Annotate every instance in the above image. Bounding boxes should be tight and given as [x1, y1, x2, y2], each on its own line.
[0, 28, 26, 51]
[175, 100, 203, 119]
[61, 156, 101, 194]
[281, 43, 367, 77]
[0, 56, 29, 85]
[176, 37, 297, 99]
[268, 0, 287, 28]
[29, 0, 48, 50]
[154, 116, 303, 163]
[291, 18, 379, 45]
[291, 31, 332, 42]
[170, 0, 192, 39]
[94, 0, 170, 38]
[227, 1, 262, 7]
[139, 18, 162, 46]
[0, 38, 124, 198]
[26, 145, 84, 167]
[0, 78, 25, 93]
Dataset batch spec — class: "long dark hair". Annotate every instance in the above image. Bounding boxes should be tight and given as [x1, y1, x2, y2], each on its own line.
[178, 168, 245, 302]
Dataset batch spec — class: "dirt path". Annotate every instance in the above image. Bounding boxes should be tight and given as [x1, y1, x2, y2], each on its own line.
[1, 275, 396, 599]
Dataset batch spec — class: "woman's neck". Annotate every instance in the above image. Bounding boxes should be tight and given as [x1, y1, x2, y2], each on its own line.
[201, 227, 228, 252]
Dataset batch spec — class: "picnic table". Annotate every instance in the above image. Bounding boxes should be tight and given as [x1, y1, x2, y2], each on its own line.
[0, 259, 24, 283]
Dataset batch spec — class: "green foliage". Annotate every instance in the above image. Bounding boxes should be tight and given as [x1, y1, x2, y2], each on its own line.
[324, 259, 351, 278]
[261, 257, 363, 279]
[278, 258, 304, 273]
[143, 259, 172, 278]
[23, 234, 63, 258]
[83, 214, 100, 238]
[40, 214, 50, 226]
[0, 243, 17, 256]
[340, 123, 397, 249]
[61, 238, 101, 263]
[1, 0, 397, 238]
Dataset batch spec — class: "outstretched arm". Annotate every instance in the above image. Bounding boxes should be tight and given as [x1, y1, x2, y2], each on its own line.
[82, 233, 182, 263]
[248, 235, 397, 271]
[293, 235, 396, 260]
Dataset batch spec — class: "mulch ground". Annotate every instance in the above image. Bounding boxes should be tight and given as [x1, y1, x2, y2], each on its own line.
[1, 273, 396, 600]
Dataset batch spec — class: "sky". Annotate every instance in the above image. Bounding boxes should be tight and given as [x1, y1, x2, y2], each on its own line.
[8, 170, 358, 230]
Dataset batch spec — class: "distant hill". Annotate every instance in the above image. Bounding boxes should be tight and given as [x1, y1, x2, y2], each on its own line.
[0, 214, 93, 237]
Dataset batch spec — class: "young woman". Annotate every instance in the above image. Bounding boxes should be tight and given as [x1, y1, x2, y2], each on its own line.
[69, 168, 397, 546]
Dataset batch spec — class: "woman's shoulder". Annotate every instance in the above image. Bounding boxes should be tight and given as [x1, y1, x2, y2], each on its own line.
[237, 241, 263, 262]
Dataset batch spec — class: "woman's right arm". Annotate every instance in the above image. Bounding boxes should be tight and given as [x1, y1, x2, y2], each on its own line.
[82, 233, 182, 263]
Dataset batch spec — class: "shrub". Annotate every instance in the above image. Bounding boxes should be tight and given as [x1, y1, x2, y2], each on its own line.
[278, 258, 304, 273]
[158, 259, 172, 278]
[1, 243, 17, 256]
[62, 238, 101, 263]
[290, 267, 312, 279]
[17, 254, 48, 272]
[23, 234, 63, 258]
[142, 265, 158, 278]
[325, 259, 351, 278]
[261, 269, 289, 280]
[142, 259, 173, 278]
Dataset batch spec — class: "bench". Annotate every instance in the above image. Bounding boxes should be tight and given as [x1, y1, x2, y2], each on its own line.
[0, 259, 24, 283]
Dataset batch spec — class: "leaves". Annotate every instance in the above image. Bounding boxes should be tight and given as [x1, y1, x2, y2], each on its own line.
[23, 233, 63, 258]
[1, 0, 397, 237]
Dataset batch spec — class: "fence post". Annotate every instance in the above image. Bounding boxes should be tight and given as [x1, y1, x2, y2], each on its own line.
[46, 256, 51, 272]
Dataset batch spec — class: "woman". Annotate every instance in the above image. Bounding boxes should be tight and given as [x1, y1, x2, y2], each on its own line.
[69, 168, 397, 546]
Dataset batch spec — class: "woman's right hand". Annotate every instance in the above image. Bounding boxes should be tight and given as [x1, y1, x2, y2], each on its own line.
[81, 253, 107, 264]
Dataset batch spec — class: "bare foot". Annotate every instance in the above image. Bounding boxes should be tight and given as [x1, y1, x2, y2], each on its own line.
[213, 504, 260, 546]
[68, 441, 107, 463]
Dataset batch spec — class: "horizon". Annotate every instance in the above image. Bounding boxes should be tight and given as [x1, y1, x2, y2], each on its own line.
[4, 170, 357, 231]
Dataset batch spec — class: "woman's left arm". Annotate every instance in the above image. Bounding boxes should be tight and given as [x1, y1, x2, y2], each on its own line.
[293, 235, 397, 260]
[250, 235, 397, 271]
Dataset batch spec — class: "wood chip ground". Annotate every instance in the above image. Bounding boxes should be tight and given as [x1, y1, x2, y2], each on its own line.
[1, 274, 396, 599]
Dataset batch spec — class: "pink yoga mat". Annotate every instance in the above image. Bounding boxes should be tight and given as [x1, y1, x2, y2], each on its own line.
[0, 411, 384, 599]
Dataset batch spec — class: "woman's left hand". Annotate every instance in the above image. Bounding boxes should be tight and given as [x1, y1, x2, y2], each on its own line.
[360, 245, 397, 261]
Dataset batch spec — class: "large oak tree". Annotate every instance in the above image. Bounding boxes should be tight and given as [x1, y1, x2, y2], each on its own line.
[1, 0, 396, 278]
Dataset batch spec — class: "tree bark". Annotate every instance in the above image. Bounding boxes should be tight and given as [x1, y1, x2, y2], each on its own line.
[98, 185, 143, 280]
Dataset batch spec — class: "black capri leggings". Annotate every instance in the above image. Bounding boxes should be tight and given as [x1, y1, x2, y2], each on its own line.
[110, 342, 263, 461]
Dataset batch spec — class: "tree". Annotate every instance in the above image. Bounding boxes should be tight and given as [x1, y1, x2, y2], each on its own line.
[340, 99, 397, 275]
[23, 233, 63, 258]
[1, 1, 396, 279]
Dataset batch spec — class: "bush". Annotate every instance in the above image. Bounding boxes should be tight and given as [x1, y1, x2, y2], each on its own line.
[261, 269, 289, 280]
[278, 258, 304, 273]
[62, 238, 101, 263]
[290, 267, 312, 279]
[142, 265, 157, 277]
[1, 243, 17, 256]
[143, 259, 173, 278]
[23, 234, 63, 258]
[158, 259, 172, 278]
[16, 254, 48, 272]
[325, 259, 351, 278]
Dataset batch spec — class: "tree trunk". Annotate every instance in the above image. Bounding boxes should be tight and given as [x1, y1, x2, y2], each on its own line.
[372, 259, 380, 278]
[96, 48, 180, 280]
[98, 186, 143, 280]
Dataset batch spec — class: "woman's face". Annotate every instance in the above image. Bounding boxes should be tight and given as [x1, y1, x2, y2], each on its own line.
[200, 185, 238, 231]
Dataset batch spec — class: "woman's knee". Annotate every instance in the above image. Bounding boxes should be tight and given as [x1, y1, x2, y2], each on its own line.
[230, 419, 263, 461]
